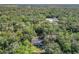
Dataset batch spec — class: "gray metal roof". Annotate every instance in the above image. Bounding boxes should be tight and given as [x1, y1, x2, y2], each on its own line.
[31, 37, 43, 45]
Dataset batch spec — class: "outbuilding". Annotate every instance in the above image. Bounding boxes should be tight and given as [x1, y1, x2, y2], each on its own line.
[31, 37, 44, 48]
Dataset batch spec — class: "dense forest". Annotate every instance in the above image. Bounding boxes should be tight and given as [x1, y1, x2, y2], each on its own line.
[0, 6, 79, 54]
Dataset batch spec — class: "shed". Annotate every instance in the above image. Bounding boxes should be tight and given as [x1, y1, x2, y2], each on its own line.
[31, 37, 43, 46]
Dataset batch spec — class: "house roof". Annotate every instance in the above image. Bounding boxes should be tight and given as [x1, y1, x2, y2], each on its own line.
[31, 37, 43, 45]
[46, 15, 59, 18]
[46, 17, 59, 22]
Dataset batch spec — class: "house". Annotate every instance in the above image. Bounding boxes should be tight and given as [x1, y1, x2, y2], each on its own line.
[46, 15, 59, 23]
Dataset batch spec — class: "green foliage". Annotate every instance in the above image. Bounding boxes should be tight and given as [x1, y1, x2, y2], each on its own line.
[0, 7, 79, 54]
[15, 40, 40, 54]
